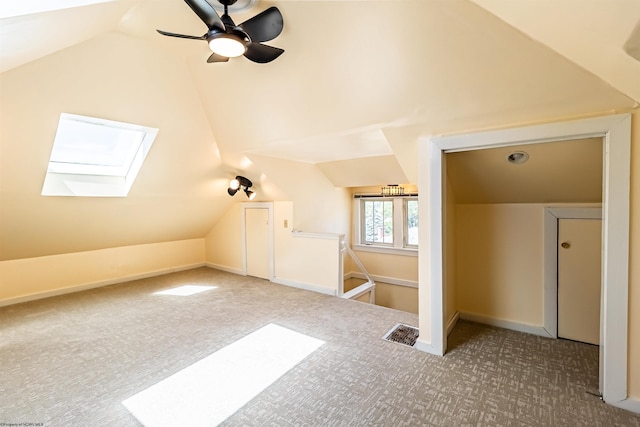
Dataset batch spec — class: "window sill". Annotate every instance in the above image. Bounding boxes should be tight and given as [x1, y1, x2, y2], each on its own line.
[352, 244, 418, 257]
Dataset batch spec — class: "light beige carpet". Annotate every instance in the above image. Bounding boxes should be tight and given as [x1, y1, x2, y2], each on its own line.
[1, 267, 638, 426]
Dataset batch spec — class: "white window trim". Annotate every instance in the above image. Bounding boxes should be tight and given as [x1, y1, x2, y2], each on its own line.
[353, 196, 419, 256]
[42, 113, 158, 197]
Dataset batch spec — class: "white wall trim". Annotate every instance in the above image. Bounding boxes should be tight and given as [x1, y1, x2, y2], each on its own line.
[413, 340, 441, 354]
[543, 207, 602, 338]
[347, 271, 418, 288]
[271, 277, 337, 296]
[205, 263, 244, 276]
[446, 311, 460, 336]
[610, 398, 640, 415]
[240, 202, 275, 280]
[341, 281, 375, 301]
[422, 113, 631, 406]
[292, 231, 342, 240]
[0, 263, 206, 308]
[459, 311, 554, 338]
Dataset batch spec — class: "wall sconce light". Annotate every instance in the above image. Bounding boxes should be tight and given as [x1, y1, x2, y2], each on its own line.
[227, 175, 256, 200]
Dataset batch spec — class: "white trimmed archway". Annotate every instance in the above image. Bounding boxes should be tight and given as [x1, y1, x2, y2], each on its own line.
[416, 114, 631, 408]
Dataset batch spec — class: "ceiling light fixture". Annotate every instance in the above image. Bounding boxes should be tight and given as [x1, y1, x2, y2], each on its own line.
[506, 151, 529, 164]
[208, 32, 247, 58]
[227, 175, 256, 200]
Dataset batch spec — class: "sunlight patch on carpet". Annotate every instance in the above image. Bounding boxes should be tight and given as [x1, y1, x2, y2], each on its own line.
[153, 285, 217, 296]
[122, 323, 324, 427]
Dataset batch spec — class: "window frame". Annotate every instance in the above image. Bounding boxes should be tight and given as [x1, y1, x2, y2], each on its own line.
[41, 113, 158, 197]
[404, 197, 419, 249]
[354, 194, 418, 256]
[360, 198, 395, 247]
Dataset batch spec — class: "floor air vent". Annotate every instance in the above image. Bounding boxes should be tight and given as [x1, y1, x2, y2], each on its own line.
[382, 323, 419, 347]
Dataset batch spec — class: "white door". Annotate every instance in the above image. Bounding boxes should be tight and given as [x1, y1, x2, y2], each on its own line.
[245, 208, 270, 279]
[557, 218, 602, 345]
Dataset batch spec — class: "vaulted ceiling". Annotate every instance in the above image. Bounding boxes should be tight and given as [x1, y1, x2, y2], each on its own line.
[1, 0, 638, 260]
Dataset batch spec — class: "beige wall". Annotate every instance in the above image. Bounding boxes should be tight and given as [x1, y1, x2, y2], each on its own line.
[205, 203, 243, 272]
[206, 201, 343, 294]
[0, 238, 205, 304]
[350, 251, 418, 283]
[375, 282, 418, 314]
[455, 203, 602, 326]
[247, 154, 352, 236]
[455, 204, 545, 325]
[273, 202, 342, 293]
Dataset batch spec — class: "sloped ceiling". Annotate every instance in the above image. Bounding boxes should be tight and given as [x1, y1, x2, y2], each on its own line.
[0, 0, 638, 261]
[447, 138, 603, 204]
[470, 0, 640, 104]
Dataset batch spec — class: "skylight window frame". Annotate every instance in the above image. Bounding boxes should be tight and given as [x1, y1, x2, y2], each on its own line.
[41, 113, 158, 197]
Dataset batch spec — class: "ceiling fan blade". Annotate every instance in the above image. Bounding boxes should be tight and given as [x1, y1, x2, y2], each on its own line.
[184, 0, 224, 31]
[239, 7, 283, 42]
[207, 52, 230, 63]
[244, 43, 284, 63]
[157, 29, 205, 40]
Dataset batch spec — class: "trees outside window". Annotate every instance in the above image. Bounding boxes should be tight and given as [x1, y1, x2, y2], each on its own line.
[359, 197, 418, 250]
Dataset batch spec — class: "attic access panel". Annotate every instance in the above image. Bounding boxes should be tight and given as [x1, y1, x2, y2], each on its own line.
[42, 113, 158, 197]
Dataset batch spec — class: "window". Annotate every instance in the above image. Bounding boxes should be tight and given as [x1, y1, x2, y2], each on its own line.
[362, 199, 394, 245]
[405, 199, 419, 247]
[355, 195, 418, 254]
[42, 113, 158, 197]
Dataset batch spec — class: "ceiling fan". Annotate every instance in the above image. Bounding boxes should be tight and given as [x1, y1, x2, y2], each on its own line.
[157, 0, 284, 64]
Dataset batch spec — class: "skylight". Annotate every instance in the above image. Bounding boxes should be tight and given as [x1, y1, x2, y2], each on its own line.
[42, 113, 158, 197]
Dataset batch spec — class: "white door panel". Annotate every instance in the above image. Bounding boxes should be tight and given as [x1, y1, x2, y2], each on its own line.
[557, 218, 602, 345]
[245, 208, 270, 279]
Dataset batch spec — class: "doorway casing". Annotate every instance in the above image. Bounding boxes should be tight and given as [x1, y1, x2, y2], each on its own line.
[240, 202, 275, 280]
[417, 114, 631, 408]
[543, 207, 602, 339]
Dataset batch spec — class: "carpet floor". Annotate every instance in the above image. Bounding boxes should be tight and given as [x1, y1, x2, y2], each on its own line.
[1, 267, 638, 426]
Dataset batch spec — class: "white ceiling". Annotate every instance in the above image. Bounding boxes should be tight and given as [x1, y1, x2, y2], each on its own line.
[0, 0, 638, 260]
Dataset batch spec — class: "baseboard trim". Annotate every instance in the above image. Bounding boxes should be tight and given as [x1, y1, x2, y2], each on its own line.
[204, 263, 243, 276]
[458, 311, 553, 338]
[413, 339, 444, 356]
[347, 271, 418, 289]
[271, 277, 337, 296]
[446, 311, 460, 336]
[0, 263, 207, 308]
[610, 397, 640, 414]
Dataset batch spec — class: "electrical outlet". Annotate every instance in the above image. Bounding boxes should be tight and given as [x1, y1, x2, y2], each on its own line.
[283, 219, 288, 228]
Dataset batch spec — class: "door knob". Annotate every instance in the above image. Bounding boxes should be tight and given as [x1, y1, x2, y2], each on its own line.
[561, 242, 570, 249]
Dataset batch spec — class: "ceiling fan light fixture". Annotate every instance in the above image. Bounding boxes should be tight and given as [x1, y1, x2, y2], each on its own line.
[208, 33, 246, 57]
[157, 1, 284, 64]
